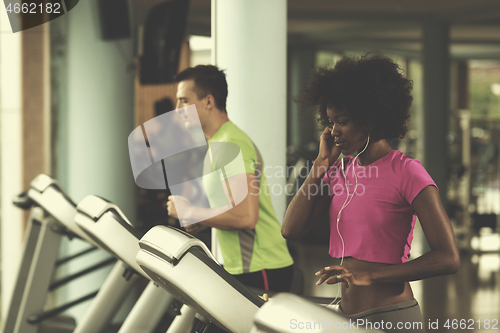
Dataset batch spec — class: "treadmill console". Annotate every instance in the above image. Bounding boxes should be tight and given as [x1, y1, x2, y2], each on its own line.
[139, 225, 217, 265]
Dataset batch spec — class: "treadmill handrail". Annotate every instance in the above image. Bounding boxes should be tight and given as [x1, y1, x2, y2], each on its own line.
[76, 195, 134, 228]
[246, 287, 340, 305]
[12, 191, 35, 209]
[29, 174, 77, 207]
[139, 225, 217, 263]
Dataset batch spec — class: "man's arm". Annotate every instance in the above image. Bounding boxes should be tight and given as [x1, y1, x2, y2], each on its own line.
[167, 173, 260, 231]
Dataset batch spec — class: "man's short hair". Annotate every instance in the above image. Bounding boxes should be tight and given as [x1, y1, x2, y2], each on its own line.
[174, 65, 228, 112]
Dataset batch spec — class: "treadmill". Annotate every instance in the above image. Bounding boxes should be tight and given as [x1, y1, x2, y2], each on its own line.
[251, 293, 384, 333]
[137, 225, 267, 333]
[74, 195, 186, 333]
[2, 174, 117, 333]
[136, 225, 355, 333]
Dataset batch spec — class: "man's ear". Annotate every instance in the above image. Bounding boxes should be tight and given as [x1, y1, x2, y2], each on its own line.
[206, 94, 216, 110]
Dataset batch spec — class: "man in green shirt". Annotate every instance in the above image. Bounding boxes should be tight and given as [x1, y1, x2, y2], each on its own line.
[166, 65, 294, 292]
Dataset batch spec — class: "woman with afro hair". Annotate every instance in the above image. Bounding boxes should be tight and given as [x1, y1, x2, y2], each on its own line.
[282, 53, 459, 332]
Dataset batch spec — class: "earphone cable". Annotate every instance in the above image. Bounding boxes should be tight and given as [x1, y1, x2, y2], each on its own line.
[328, 135, 370, 307]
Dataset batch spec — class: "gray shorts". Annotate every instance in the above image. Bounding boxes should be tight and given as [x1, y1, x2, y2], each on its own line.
[338, 299, 424, 332]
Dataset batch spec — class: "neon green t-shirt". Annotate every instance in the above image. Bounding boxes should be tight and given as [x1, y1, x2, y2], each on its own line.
[203, 121, 293, 275]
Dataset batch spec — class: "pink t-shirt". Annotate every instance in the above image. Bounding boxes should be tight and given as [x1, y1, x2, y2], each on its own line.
[322, 150, 437, 264]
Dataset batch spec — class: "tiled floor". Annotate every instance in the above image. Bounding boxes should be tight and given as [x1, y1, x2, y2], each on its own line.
[289, 231, 500, 333]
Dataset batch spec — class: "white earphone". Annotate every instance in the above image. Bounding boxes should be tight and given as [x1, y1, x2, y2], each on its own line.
[329, 134, 370, 306]
[337, 134, 370, 257]
[340, 134, 370, 177]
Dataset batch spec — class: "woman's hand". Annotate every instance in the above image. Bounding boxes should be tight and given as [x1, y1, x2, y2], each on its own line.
[317, 127, 342, 169]
[315, 265, 373, 287]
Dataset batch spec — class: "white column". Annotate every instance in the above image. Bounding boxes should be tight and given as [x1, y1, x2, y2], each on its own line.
[213, 0, 287, 221]
[0, 9, 23, 322]
[62, 0, 136, 320]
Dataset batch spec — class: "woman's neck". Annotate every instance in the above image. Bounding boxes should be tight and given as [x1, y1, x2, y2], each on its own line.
[357, 139, 393, 166]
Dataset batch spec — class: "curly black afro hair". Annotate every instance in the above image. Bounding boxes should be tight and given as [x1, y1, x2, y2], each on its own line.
[297, 53, 413, 142]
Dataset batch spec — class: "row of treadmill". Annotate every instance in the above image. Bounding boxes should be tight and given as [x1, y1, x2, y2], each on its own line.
[2, 174, 382, 333]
